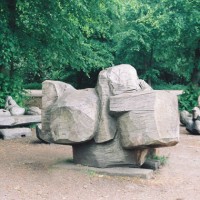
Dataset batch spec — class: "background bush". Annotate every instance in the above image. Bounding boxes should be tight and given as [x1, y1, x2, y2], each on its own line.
[0, 73, 27, 108]
[178, 84, 200, 112]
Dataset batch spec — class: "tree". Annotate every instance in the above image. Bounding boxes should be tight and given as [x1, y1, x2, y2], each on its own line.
[0, 0, 119, 106]
[114, 0, 200, 86]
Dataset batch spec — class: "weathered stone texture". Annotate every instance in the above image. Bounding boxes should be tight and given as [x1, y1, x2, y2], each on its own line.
[0, 116, 15, 126]
[95, 69, 117, 143]
[117, 91, 179, 148]
[106, 64, 141, 95]
[26, 106, 41, 115]
[110, 90, 155, 113]
[95, 64, 152, 143]
[41, 80, 76, 142]
[50, 88, 99, 144]
[73, 133, 149, 168]
[180, 110, 200, 134]
[0, 115, 41, 127]
[0, 128, 32, 140]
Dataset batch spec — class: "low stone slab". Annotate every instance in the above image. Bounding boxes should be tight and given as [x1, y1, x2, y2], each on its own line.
[0, 128, 32, 140]
[55, 162, 154, 179]
[93, 167, 153, 179]
[0, 115, 41, 127]
[0, 116, 15, 126]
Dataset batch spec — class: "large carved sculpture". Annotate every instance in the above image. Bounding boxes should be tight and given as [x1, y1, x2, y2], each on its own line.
[37, 64, 179, 168]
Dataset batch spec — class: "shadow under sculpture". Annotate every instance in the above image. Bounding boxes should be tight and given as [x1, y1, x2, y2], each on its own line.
[37, 64, 180, 168]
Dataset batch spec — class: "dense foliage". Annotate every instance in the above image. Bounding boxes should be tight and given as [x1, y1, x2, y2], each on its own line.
[0, 0, 119, 106]
[0, 0, 199, 108]
[114, 0, 200, 86]
[179, 84, 200, 112]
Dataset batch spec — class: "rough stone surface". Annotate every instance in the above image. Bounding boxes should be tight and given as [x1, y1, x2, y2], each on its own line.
[117, 90, 179, 148]
[180, 111, 193, 128]
[0, 109, 11, 116]
[73, 132, 149, 168]
[193, 120, 200, 134]
[106, 64, 151, 95]
[0, 128, 32, 140]
[110, 90, 155, 113]
[49, 88, 99, 144]
[106, 64, 139, 95]
[36, 123, 49, 143]
[26, 107, 41, 115]
[95, 69, 117, 143]
[41, 80, 76, 142]
[180, 110, 200, 134]
[0, 115, 41, 127]
[95, 64, 152, 143]
[180, 95, 200, 134]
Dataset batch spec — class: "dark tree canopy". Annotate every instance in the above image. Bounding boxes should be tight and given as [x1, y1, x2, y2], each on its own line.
[0, 0, 199, 107]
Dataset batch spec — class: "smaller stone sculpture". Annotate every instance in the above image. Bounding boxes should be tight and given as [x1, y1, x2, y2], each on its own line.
[0, 96, 41, 140]
[180, 96, 200, 134]
[5, 96, 25, 116]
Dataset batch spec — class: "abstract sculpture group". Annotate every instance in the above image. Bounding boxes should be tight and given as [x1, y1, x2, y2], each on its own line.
[37, 64, 179, 168]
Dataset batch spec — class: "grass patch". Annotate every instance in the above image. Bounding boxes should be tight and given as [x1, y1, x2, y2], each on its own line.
[85, 169, 96, 176]
[65, 158, 74, 164]
[149, 155, 168, 166]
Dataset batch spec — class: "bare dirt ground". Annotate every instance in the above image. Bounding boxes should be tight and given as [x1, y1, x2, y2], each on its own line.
[0, 126, 200, 200]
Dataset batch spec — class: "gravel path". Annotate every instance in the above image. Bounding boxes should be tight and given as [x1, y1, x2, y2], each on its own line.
[0, 126, 200, 200]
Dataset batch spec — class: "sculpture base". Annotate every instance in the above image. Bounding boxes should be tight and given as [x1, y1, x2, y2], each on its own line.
[72, 133, 149, 168]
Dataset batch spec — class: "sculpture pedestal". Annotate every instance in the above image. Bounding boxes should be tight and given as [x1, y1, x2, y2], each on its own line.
[72, 133, 149, 168]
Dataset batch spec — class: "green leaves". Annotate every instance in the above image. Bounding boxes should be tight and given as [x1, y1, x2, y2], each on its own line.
[0, 0, 119, 90]
[0, 73, 27, 108]
[1, 0, 198, 94]
[114, 0, 200, 86]
[179, 84, 200, 112]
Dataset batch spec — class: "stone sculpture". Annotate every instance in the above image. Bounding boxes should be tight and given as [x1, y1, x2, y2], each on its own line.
[0, 96, 41, 140]
[180, 96, 200, 134]
[37, 64, 179, 168]
[5, 96, 25, 116]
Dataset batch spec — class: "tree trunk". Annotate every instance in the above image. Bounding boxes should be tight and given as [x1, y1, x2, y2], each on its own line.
[7, 0, 17, 79]
[145, 46, 154, 86]
[191, 40, 200, 85]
